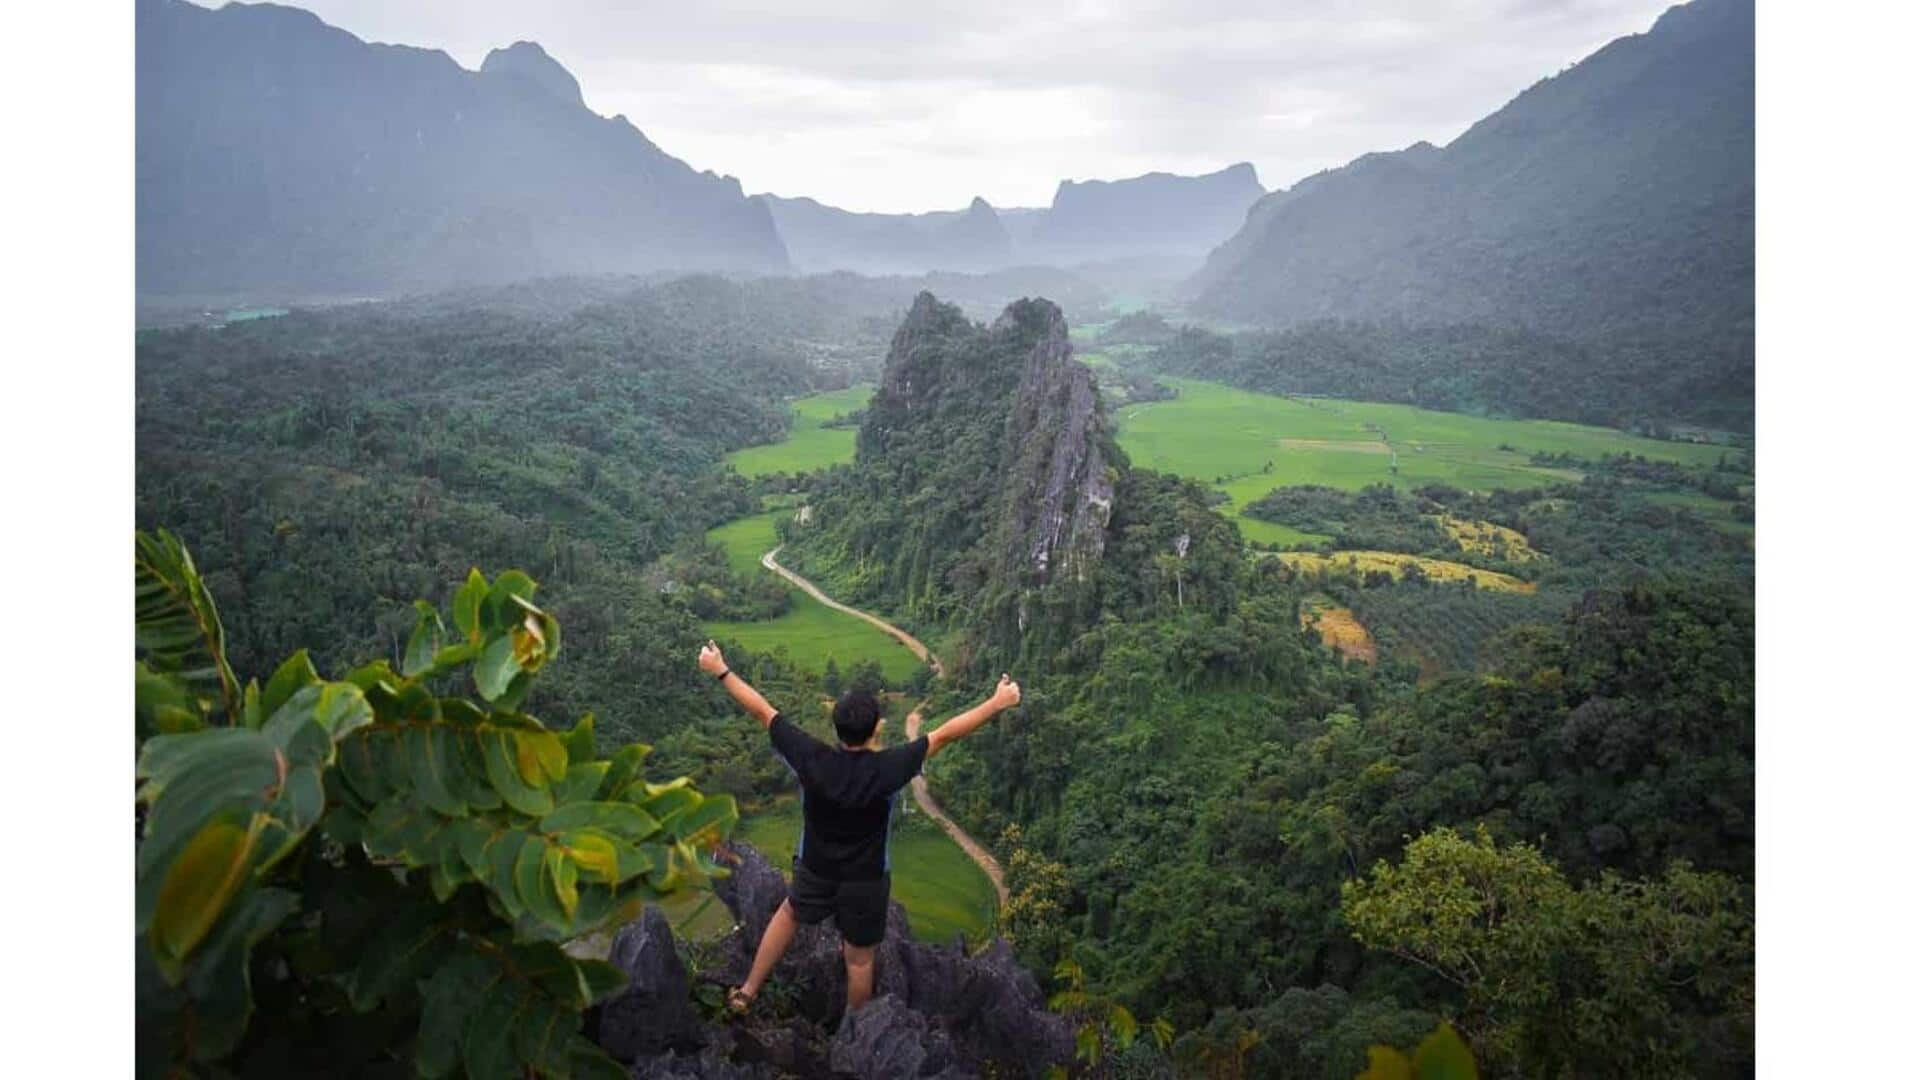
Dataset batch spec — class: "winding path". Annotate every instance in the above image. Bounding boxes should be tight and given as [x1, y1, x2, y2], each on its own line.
[762, 546, 1008, 908]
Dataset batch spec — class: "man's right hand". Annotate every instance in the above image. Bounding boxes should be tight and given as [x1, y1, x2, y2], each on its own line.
[699, 639, 727, 677]
[991, 674, 1021, 711]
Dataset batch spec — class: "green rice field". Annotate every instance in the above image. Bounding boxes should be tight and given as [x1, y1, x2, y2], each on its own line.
[1114, 377, 1741, 546]
[724, 385, 873, 477]
[736, 796, 998, 944]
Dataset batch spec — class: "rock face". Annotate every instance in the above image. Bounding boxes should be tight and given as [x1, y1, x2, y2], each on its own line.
[995, 302, 1114, 585]
[789, 291, 1120, 654]
[599, 843, 1072, 1078]
[136, 0, 788, 300]
[597, 907, 706, 1060]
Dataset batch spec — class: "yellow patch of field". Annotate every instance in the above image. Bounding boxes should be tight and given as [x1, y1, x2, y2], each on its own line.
[1277, 438, 1391, 454]
[1437, 515, 1541, 562]
[1274, 551, 1536, 593]
[1300, 597, 1377, 663]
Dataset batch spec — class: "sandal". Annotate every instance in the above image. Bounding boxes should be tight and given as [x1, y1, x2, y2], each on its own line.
[727, 987, 755, 1014]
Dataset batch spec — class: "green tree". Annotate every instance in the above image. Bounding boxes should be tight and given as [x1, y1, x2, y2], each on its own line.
[1341, 827, 1752, 1078]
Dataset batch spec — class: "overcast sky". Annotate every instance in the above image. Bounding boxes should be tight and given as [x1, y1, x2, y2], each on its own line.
[276, 0, 1676, 214]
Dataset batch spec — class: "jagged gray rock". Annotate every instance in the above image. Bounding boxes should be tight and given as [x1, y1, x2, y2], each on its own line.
[996, 302, 1114, 586]
[710, 841, 1075, 1068]
[829, 996, 971, 1079]
[598, 907, 706, 1061]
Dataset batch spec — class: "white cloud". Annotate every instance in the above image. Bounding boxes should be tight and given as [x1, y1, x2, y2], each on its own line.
[261, 0, 1679, 212]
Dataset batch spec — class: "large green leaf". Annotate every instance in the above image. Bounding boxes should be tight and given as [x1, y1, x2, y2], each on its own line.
[259, 649, 320, 722]
[416, 950, 499, 1079]
[348, 902, 457, 1011]
[537, 802, 660, 840]
[403, 601, 446, 677]
[474, 634, 522, 702]
[177, 887, 300, 1063]
[136, 660, 204, 737]
[151, 813, 259, 972]
[135, 529, 239, 719]
[453, 568, 487, 642]
[482, 730, 554, 816]
[668, 793, 739, 848]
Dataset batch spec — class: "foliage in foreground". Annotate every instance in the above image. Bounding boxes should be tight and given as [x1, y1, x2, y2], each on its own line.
[135, 528, 738, 1077]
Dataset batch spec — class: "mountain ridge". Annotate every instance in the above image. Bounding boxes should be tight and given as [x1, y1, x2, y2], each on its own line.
[137, 0, 789, 300]
[1187, 0, 1753, 421]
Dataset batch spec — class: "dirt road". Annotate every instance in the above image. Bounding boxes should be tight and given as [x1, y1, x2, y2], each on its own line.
[763, 546, 1006, 907]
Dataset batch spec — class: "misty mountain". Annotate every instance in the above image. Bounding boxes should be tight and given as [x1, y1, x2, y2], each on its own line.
[1188, 0, 1753, 414]
[136, 0, 789, 301]
[756, 194, 1015, 275]
[1025, 162, 1265, 263]
[757, 164, 1262, 276]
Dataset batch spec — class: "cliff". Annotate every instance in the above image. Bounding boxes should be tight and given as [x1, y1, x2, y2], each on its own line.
[783, 292, 1123, 664]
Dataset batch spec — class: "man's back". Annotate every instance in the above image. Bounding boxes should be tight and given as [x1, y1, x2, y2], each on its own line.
[768, 713, 927, 881]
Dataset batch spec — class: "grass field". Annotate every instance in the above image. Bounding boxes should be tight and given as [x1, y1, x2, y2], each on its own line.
[736, 796, 998, 944]
[1271, 551, 1537, 593]
[702, 510, 925, 681]
[1114, 377, 1740, 545]
[724, 385, 873, 477]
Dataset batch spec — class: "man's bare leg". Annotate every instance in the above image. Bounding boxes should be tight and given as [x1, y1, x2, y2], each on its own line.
[843, 941, 876, 1013]
[735, 899, 799, 1009]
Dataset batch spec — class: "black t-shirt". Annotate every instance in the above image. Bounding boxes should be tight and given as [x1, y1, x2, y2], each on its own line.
[768, 712, 929, 881]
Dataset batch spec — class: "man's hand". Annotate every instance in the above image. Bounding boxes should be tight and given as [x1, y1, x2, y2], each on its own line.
[927, 673, 1021, 760]
[991, 674, 1021, 711]
[706, 639, 777, 727]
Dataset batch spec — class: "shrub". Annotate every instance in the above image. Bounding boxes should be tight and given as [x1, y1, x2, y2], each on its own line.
[135, 528, 737, 1076]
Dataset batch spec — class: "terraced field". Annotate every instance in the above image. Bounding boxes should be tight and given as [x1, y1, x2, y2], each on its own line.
[1113, 377, 1740, 545]
[1271, 551, 1537, 593]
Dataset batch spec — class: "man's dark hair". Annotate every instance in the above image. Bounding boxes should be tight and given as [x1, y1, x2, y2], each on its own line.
[832, 690, 883, 746]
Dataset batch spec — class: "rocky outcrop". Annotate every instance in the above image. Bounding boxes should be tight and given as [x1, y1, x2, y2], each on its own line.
[597, 843, 1072, 1078]
[829, 996, 970, 1079]
[995, 302, 1114, 586]
[597, 907, 706, 1060]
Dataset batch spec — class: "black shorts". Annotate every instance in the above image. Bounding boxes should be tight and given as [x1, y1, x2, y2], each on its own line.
[788, 861, 891, 947]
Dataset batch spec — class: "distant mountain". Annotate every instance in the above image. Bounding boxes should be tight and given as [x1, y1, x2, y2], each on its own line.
[1188, 0, 1753, 417]
[136, 0, 788, 301]
[756, 194, 1015, 275]
[758, 164, 1262, 276]
[1028, 163, 1265, 263]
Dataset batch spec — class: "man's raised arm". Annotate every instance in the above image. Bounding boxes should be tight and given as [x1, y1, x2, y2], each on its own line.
[925, 675, 1021, 760]
[700, 640, 778, 729]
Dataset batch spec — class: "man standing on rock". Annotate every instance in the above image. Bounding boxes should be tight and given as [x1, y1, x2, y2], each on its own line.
[698, 640, 1020, 1016]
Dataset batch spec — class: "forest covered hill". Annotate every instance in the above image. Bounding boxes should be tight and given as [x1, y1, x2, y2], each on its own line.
[1187, 0, 1754, 428]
